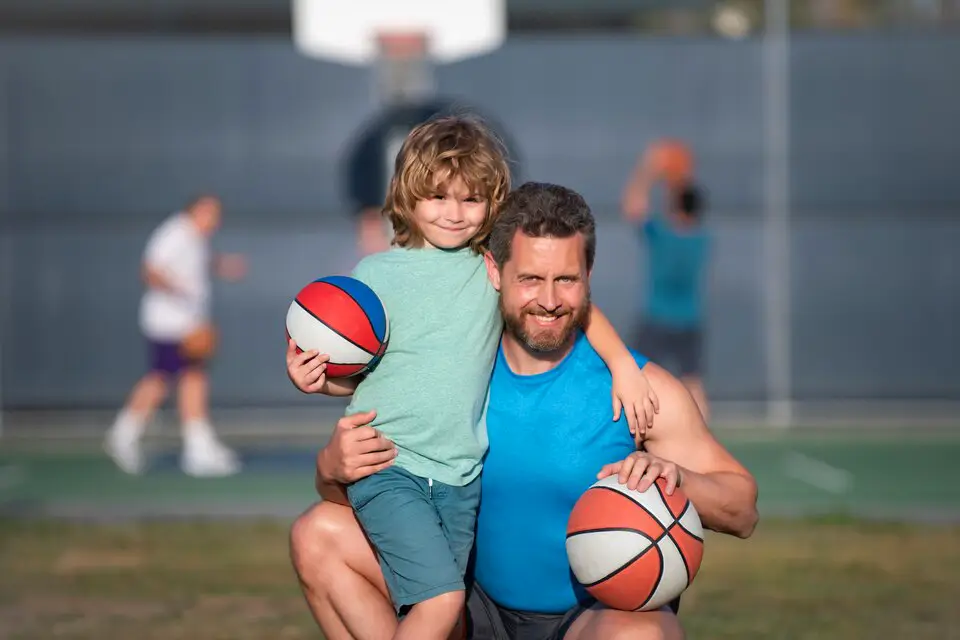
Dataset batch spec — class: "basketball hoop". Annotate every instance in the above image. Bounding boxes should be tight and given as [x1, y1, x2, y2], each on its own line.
[291, 0, 505, 67]
[376, 32, 428, 60]
[375, 31, 433, 105]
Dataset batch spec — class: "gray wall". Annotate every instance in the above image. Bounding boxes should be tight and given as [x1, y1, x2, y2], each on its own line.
[1, 33, 958, 408]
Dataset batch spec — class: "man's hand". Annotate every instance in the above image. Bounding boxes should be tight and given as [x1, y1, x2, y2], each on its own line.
[597, 451, 683, 495]
[610, 362, 660, 442]
[317, 410, 397, 485]
[286, 339, 331, 393]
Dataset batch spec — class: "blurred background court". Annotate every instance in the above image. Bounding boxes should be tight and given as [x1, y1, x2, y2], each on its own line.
[1, 0, 959, 638]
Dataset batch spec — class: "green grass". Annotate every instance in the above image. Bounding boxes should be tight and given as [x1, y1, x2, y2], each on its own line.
[1, 517, 959, 639]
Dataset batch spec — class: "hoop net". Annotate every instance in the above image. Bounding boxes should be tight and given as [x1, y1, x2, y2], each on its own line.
[375, 31, 434, 105]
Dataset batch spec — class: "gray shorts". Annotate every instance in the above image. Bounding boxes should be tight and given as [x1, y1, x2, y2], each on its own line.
[466, 583, 589, 640]
[347, 466, 481, 607]
[466, 583, 682, 640]
[635, 322, 703, 377]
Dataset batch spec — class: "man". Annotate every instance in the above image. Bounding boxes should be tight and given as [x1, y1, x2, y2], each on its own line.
[290, 183, 757, 639]
[105, 195, 246, 477]
[622, 140, 712, 422]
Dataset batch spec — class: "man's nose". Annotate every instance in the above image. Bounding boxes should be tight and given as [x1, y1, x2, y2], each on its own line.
[538, 285, 560, 312]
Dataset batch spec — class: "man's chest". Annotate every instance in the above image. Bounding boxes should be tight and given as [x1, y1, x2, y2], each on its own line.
[484, 394, 635, 497]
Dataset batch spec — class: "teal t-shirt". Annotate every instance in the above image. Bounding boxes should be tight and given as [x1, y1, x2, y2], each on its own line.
[642, 217, 710, 328]
[346, 247, 503, 486]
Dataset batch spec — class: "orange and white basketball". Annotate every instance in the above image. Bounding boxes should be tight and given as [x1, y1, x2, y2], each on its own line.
[650, 139, 693, 186]
[566, 475, 704, 612]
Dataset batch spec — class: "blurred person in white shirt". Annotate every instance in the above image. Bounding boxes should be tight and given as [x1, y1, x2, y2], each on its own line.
[105, 195, 247, 477]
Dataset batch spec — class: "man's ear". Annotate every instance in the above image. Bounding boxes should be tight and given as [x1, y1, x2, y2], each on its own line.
[483, 251, 502, 291]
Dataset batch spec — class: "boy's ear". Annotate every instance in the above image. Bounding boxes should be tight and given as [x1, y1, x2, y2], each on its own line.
[483, 251, 502, 291]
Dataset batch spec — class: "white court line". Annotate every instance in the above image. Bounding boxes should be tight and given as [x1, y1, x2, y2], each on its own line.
[781, 451, 853, 494]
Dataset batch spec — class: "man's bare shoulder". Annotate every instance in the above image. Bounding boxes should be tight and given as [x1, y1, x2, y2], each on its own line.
[640, 362, 702, 431]
[640, 362, 754, 481]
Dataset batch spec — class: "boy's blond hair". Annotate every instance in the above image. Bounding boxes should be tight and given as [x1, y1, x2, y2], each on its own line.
[384, 115, 511, 253]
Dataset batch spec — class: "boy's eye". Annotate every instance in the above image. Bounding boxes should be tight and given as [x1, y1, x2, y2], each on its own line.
[433, 195, 445, 200]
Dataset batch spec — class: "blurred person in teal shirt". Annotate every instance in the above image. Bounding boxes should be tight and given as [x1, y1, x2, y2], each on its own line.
[622, 140, 712, 422]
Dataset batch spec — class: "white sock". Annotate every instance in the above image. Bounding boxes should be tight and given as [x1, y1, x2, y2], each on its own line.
[111, 409, 146, 443]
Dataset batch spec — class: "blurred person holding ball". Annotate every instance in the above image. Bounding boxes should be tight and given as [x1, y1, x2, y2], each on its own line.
[105, 195, 247, 477]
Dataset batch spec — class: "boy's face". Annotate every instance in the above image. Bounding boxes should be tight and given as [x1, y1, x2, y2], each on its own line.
[413, 176, 487, 250]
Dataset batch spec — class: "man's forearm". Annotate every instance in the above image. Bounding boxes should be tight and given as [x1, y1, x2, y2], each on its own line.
[678, 469, 758, 538]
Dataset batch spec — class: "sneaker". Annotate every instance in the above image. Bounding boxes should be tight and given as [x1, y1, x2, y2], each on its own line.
[181, 438, 241, 477]
[104, 429, 144, 475]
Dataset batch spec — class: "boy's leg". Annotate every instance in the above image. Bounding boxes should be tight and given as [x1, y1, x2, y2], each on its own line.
[403, 475, 481, 640]
[396, 591, 465, 640]
[348, 468, 470, 640]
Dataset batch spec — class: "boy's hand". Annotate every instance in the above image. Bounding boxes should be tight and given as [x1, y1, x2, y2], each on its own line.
[286, 339, 331, 393]
[611, 362, 660, 442]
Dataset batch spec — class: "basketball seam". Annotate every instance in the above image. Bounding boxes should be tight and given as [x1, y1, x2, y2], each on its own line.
[590, 486, 672, 533]
[566, 527, 655, 540]
[665, 524, 693, 588]
[293, 299, 376, 362]
[652, 481, 685, 521]
[675, 503, 704, 543]
[637, 544, 665, 611]
[576, 534, 659, 595]
[316, 278, 386, 344]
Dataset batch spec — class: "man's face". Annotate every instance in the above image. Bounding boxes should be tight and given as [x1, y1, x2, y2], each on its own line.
[486, 231, 591, 353]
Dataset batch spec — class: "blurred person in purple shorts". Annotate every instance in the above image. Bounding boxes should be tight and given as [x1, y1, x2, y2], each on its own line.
[105, 195, 247, 477]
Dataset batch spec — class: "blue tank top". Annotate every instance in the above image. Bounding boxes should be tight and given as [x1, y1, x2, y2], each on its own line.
[474, 332, 648, 613]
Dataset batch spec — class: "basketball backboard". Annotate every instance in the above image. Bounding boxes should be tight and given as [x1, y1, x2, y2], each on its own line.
[292, 0, 506, 66]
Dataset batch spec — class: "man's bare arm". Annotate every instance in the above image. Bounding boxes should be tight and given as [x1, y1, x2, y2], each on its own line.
[314, 410, 396, 506]
[642, 363, 759, 538]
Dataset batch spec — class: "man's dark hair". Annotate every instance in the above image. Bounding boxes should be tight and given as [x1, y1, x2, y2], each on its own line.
[676, 184, 704, 220]
[488, 182, 596, 270]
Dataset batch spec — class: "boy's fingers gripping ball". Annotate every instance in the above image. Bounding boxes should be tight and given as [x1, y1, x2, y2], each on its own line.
[566, 475, 704, 612]
[286, 276, 389, 378]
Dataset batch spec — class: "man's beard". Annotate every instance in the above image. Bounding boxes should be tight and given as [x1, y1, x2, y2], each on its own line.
[500, 291, 591, 354]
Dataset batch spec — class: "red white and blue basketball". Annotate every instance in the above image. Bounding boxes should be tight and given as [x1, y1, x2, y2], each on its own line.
[286, 276, 389, 378]
[566, 475, 704, 612]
